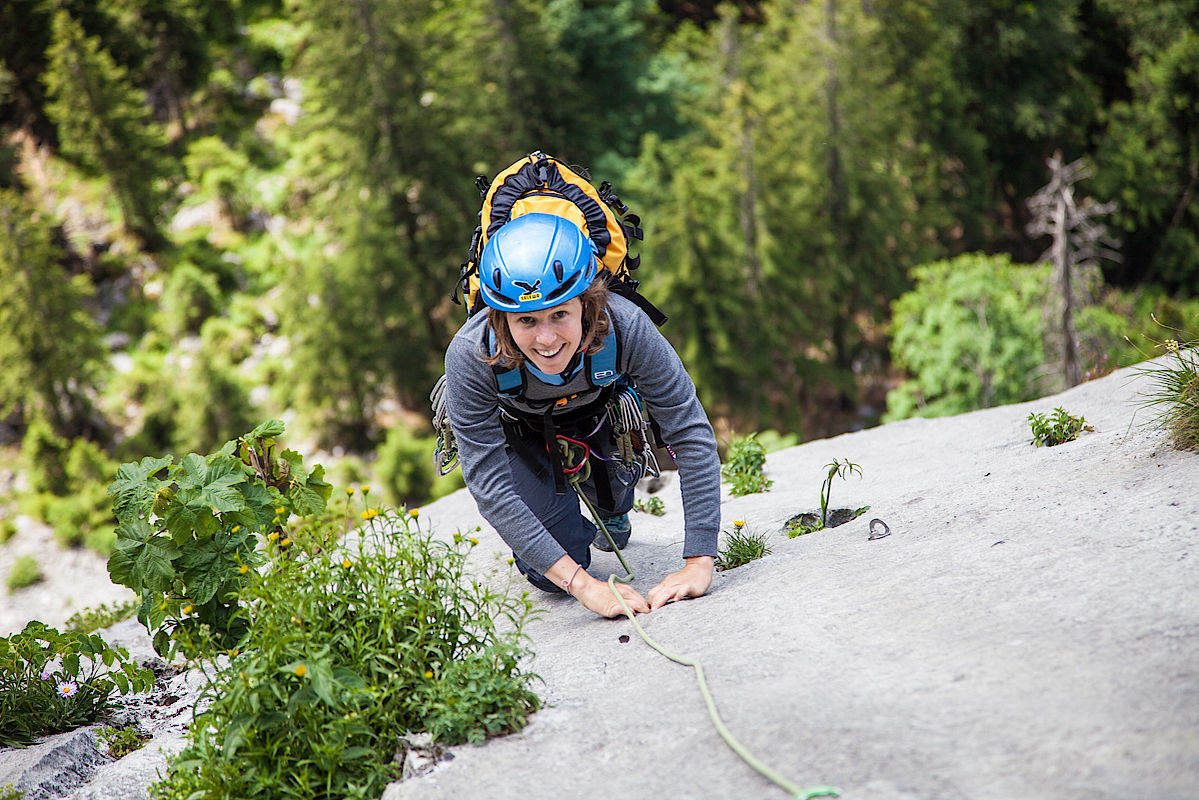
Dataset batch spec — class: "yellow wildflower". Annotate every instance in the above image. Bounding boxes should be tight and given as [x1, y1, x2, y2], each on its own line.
[268, 531, 279, 541]
[424, 670, 433, 679]
[281, 538, 291, 547]
[295, 664, 307, 677]
[342, 559, 352, 568]
[360, 485, 371, 495]
[238, 564, 249, 574]
[346, 487, 355, 496]
[469, 537, 479, 546]
[182, 605, 193, 614]
[361, 508, 379, 520]
[275, 506, 285, 515]
[734, 520, 746, 528]
[231, 525, 240, 533]
[409, 508, 419, 518]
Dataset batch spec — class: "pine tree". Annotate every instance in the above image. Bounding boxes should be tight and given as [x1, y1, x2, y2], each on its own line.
[42, 8, 169, 248]
[0, 188, 104, 438]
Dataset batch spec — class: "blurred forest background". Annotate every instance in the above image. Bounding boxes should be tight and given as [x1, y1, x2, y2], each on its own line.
[1, 0, 1198, 557]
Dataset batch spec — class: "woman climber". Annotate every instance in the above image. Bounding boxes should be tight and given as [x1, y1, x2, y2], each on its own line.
[441, 212, 721, 618]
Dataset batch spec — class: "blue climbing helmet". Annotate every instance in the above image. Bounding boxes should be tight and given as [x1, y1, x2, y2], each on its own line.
[478, 212, 598, 312]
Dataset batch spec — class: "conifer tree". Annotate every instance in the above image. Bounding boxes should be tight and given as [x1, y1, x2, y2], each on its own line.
[42, 8, 169, 249]
[0, 189, 104, 438]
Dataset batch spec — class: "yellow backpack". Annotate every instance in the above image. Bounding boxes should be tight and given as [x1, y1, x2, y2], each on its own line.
[454, 151, 665, 324]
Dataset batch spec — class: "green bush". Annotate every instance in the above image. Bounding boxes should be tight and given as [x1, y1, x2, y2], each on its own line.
[885, 254, 1050, 421]
[0, 621, 154, 747]
[107, 419, 331, 660]
[65, 600, 139, 634]
[1137, 335, 1199, 451]
[6, 555, 42, 592]
[159, 261, 223, 338]
[19, 421, 117, 553]
[720, 433, 773, 496]
[98, 724, 151, 758]
[150, 510, 539, 800]
[0, 517, 16, 544]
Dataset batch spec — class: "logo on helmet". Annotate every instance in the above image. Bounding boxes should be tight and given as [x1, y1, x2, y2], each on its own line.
[514, 279, 542, 303]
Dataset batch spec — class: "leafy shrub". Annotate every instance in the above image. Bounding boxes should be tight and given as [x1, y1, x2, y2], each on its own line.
[19, 421, 117, 553]
[107, 419, 331, 660]
[6, 555, 42, 592]
[886, 254, 1050, 421]
[721, 434, 773, 496]
[1028, 407, 1093, 447]
[159, 261, 223, 338]
[0, 783, 22, 800]
[65, 599, 139, 634]
[0, 517, 15, 544]
[150, 509, 539, 800]
[0, 621, 154, 747]
[716, 522, 770, 571]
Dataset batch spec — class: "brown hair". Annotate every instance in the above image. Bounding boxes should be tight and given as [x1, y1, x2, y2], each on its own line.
[483, 278, 612, 369]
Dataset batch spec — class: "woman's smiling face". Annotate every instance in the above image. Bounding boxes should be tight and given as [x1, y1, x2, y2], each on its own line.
[506, 298, 584, 373]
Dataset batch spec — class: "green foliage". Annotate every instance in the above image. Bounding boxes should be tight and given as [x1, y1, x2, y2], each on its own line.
[0, 621, 154, 748]
[715, 522, 771, 571]
[374, 422, 461, 508]
[107, 420, 331, 660]
[633, 496, 666, 516]
[98, 724, 151, 759]
[150, 509, 539, 800]
[42, 9, 170, 247]
[820, 459, 862, 528]
[1028, 407, 1094, 448]
[1135, 329, 1199, 452]
[886, 254, 1051, 421]
[0, 189, 104, 437]
[6, 556, 43, 593]
[160, 262, 223, 338]
[19, 420, 118, 553]
[65, 600, 139, 634]
[0, 783, 21, 800]
[720, 433, 773, 496]
[0, 518, 15, 544]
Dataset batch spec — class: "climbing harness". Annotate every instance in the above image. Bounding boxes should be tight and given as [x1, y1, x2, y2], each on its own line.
[558, 437, 839, 800]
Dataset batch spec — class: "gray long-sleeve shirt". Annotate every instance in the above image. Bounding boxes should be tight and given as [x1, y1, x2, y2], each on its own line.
[443, 294, 721, 574]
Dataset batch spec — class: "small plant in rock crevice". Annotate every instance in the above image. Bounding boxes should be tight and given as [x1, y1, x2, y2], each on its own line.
[65, 600, 139, 634]
[633, 496, 665, 516]
[820, 459, 862, 528]
[1028, 407, 1093, 447]
[721, 434, 773, 496]
[98, 724, 151, 758]
[715, 521, 770, 571]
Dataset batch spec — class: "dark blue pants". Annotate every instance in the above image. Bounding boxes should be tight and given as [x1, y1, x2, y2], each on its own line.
[507, 435, 637, 593]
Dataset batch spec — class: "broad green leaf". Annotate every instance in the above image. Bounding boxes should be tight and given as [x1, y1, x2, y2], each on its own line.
[279, 448, 306, 481]
[112, 672, 128, 694]
[288, 481, 325, 517]
[132, 537, 180, 594]
[177, 540, 223, 605]
[308, 658, 337, 706]
[200, 473, 246, 513]
[223, 714, 254, 758]
[248, 419, 286, 440]
[151, 629, 169, 658]
[108, 455, 172, 519]
[176, 453, 207, 491]
[164, 501, 206, 542]
[63, 652, 79, 675]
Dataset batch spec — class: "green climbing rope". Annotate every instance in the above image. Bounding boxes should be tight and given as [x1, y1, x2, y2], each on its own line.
[556, 437, 840, 800]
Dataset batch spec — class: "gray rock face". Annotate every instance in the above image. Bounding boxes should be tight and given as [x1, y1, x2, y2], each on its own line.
[0, 728, 109, 800]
